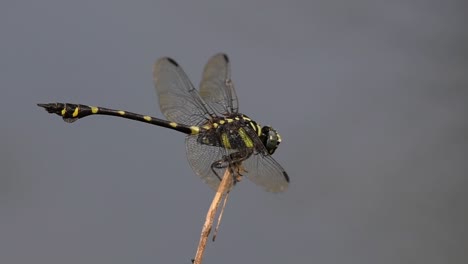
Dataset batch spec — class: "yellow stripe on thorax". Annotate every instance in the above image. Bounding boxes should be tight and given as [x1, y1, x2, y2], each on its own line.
[221, 133, 232, 149]
[247, 121, 262, 136]
[238, 128, 254, 148]
[242, 116, 252, 121]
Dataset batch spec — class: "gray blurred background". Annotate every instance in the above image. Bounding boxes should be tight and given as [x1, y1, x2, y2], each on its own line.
[1, 1, 467, 263]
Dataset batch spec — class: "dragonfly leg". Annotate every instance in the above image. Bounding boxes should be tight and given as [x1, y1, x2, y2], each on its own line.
[210, 151, 252, 183]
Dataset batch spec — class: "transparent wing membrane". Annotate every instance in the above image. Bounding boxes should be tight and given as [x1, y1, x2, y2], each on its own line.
[243, 153, 289, 192]
[153, 57, 215, 126]
[185, 134, 227, 191]
[199, 53, 238, 115]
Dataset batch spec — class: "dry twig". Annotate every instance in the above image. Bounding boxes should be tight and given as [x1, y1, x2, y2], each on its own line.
[212, 190, 230, 242]
[192, 169, 233, 264]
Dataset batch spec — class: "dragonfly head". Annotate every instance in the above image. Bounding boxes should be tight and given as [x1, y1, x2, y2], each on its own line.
[260, 126, 282, 155]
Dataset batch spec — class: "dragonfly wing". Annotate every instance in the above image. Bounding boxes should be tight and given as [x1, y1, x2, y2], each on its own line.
[153, 57, 215, 126]
[185, 134, 227, 191]
[242, 153, 289, 193]
[199, 53, 239, 115]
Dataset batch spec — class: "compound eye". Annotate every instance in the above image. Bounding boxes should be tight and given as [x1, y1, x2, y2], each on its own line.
[259, 126, 281, 154]
[262, 127, 278, 154]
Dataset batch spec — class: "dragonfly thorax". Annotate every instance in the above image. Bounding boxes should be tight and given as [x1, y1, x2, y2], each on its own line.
[196, 114, 258, 149]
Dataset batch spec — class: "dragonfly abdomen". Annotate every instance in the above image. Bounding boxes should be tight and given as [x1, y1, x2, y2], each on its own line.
[37, 103, 200, 135]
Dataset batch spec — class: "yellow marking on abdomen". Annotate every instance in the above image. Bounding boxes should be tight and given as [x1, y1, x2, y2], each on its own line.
[190, 126, 200, 134]
[213, 123, 219, 128]
[234, 117, 240, 120]
[202, 125, 211, 130]
[169, 122, 178, 128]
[118, 110, 125, 115]
[91, 106, 99, 114]
[61, 108, 66, 116]
[143, 116, 152, 121]
[219, 120, 225, 124]
[72, 107, 79, 117]
[238, 128, 254, 148]
[226, 118, 234, 123]
[242, 116, 252, 121]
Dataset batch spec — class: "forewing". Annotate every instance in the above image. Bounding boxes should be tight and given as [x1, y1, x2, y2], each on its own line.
[153, 57, 214, 126]
[199, 53, 239, 115]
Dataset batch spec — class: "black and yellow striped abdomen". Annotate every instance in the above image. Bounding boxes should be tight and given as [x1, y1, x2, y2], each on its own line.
[37, 103, 202, 135]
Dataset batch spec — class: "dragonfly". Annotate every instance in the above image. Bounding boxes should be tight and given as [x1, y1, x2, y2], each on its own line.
[38, 53, 289, 192]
